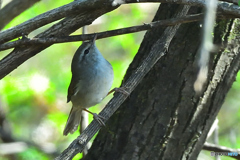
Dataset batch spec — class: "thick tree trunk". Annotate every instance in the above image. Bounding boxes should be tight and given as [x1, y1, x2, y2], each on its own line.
[83, 4, 240, 160]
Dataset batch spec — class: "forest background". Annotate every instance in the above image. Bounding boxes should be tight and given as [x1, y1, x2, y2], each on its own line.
[0, 0, 240, 160]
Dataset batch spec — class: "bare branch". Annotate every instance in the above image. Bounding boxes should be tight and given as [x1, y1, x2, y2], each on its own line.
[203, 142, 240, 160]
[0, 13, 235, 51]
[0, 0, 240, 44]
[0, 0, 40, 30]
[131, 0, 240, 16]
[0, 14, 204, 51]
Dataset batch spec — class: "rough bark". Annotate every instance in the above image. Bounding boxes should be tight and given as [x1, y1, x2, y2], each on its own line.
[83, 4, 239, 160]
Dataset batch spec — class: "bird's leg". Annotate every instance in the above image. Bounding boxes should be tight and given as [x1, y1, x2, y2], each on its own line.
[107, 87, 129, 96]
[83, 108, 106, 126]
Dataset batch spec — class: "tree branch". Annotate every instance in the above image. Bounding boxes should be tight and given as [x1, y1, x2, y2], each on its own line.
[203, 142, 240, 160]
[0, 13, 235, 52]
[126, 0, 240, 16]
[0, 0, 40, 30]
[0, 11, 233, 80]
[0, 14, 203, 51]
[0, 0, 239, 44]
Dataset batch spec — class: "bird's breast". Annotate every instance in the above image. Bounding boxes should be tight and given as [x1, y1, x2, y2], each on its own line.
[71, 60, 113, 108]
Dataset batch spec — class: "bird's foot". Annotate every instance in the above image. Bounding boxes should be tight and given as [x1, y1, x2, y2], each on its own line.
[92, 113, 106, 126]
[83, 108, 106, 126]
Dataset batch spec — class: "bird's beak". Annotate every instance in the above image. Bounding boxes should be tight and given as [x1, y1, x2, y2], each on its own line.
[92, 34, 97, 44]
[90, 34, 97, 48]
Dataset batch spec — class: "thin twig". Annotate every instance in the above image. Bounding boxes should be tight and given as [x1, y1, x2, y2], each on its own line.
[0, 0, 239, 44]
[203, 142, 240, 160]
[0, 14, 234, 51]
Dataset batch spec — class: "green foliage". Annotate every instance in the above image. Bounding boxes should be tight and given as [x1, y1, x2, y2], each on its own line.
[72, 153, 82, 160]
[17, 147, 49, 160]
[4, 1, 72, 30]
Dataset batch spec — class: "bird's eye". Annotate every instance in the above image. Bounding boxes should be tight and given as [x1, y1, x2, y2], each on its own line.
[84, 49, 89, 54]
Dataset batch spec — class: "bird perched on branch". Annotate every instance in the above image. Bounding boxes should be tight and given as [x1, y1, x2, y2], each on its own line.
[63, 35, 114, 136]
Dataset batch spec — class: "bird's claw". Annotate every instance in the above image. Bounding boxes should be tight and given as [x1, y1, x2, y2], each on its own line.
[92, 113, 106, 126]
[108, 87, 130, 97]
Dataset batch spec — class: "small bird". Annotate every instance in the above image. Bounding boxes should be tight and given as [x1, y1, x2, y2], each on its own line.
[63, 35, 114, 136]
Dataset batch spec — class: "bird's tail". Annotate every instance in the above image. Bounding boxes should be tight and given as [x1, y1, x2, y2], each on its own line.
[63, 107, 82, 136]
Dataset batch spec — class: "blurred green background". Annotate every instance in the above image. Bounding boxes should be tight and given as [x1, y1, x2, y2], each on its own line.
[0, 1, 239, 160]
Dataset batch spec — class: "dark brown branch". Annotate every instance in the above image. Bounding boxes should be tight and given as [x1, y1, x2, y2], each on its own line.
[0, 14, 235, 52]
[203, 142, 240, 160]
[0, 0, 40, 30]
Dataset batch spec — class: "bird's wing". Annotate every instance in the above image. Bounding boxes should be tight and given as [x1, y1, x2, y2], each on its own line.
[67, 77, 78, 103]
